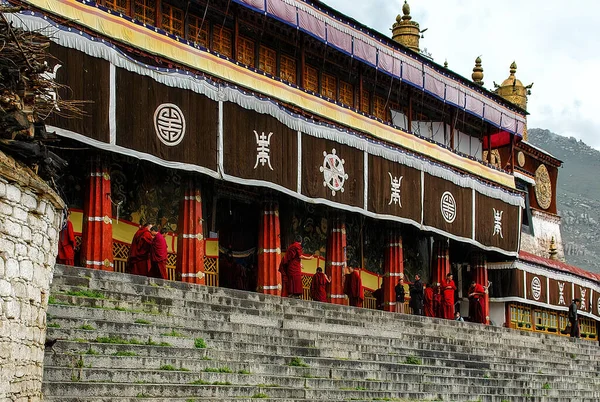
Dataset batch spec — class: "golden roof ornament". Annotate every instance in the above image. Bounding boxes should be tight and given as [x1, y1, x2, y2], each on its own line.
[493, 61, 533, 111]
[391, 1, 421, 53]
[548, 236, 558, 260]
[471, 56, 484, 87]
[444, 59, 448, 68]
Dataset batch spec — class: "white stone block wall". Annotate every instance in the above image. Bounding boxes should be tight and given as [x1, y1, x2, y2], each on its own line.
[520, 210, 564, 260]
[0, 154, 64, 402]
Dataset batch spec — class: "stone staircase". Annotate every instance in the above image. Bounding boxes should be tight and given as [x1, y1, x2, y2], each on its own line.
[43, 264, 600, 402]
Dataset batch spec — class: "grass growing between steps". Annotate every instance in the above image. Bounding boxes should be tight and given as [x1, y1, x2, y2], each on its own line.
[203, 367, 233, 373]
[194, 338, 207, 348]
[161, 329, 185, 337]
[288, 357, 309, 367]
[113, 351, 137, 356]
[159, 364, 189, 371]
[66, 289, 105, 299]
[404, 356, 422, 365]
[134, 319, 152, 325]
[94, 336, 171, 347]
[47, 322, 60, 328]
[251, 393, 268, 398]
[79, 324, 95, 331]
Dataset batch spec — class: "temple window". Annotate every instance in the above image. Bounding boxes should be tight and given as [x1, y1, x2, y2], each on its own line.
[188, 15, 209, 47]
[162, 4, 184, 37]
[237, 36, 255, 67]
[320, 72, 336, 100]
[134, 0, 155, 25]
[360, 89, 370, 114]
[259, 46, 277, 76]
[373, 95, 387, 121]
[280, 55, 296, 84]
[104, 0, 130, 14]
[213, 25, 233, 58]
[304, 65, 318, 93]
[339, 80, 354, 107]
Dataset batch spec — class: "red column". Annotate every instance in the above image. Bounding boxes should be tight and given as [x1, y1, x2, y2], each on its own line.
[473, 254, 490, 325]
[257, 202, 281, 295]
[176, 184, 205, 284]
[81, 158, 113, 271]
[431, 239, 450, 285]
[383, 230, 404, 312]
[326, 218, 346, 305]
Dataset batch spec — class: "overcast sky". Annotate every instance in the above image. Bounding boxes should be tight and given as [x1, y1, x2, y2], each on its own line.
[322, 0, 600, 149]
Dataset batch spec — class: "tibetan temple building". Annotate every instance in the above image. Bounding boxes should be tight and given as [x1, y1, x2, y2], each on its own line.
[5, 0, 599, 341]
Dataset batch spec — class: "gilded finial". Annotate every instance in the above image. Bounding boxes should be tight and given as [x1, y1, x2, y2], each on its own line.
[402, 0, 411, 19]
[472, 56, 484, 86]
[510, 61, 517, 75]
[549, 236, 558, 260]
[444, 59, 448, 68]
[391, 1, 421, 53]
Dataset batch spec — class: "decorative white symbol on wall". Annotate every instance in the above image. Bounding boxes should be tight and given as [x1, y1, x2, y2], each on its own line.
[557, 282, 565, 305]
[388, 173, 403, 206]
[320, 148, 348, 196]
[580, 288, 586, 310]
[253, 131, 273, 170]
[597, 297, 600, 315]
[440, 191, 456, 223]
[154, 103, 186, 146]
[492, 208, 503, 238]
[531, 276, 541, 301]
[41, 62, 62, 111]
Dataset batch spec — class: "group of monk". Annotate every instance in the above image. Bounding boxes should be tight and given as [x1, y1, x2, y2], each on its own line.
[127, 222, 169, 280]
[421, 273, 457, 319]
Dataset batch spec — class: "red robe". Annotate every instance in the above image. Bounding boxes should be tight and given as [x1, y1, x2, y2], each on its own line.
[310, 272, 328, 302]
[57, 220, 75, 266]
[128, 227, 153, 276]
[433, 292, 443, 318]
[469, 283, 486, 324]
[282, 242, 303, 295]
[441, 279, 457, 319]
[344, 270, 364, 307]
[150, 232, 168, 280]
[424, 287, 435, 317]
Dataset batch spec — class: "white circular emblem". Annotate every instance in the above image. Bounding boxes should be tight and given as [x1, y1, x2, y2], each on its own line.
[320, 148, 348, 196]
[531, 276, 541, 301]
[597, 297, 600, 315]
[440, 191, 456, 223]
[154, 103, 186, 146]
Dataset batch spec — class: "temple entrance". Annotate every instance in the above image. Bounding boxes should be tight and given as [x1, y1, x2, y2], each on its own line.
[215, 197, 260, 292]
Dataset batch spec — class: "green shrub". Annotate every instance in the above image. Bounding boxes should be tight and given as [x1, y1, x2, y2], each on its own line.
[404, 356, 422, 365]
[288, 357, 309, 367]
[194, 338, 207, 348]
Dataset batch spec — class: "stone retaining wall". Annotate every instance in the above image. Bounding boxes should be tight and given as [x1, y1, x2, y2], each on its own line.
[0, 150, 64, 402]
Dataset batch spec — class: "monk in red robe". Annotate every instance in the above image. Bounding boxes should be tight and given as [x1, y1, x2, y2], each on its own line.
[344, 266, 364, 307]
[441, 273, 457, 319]
[127, 222, 153, 276]
[423, 283, 435, 317]
[433, 285, 443, 318]
[150, 227, 168, 280]
[281, 235, 312, 298]
[310, 267, 330, 302]
[468, 281, 487, 324]
[57, 210, 76, 266]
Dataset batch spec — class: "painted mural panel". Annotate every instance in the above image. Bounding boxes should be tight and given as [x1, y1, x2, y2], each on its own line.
[422, 174, 472, 239]
[367, 155, 421, 223]
[46, 43, 110, 142]
[301, 135, 364, 208]
[222, 103, 297, 191]
[115, 68, 218, 170]
[475, 193, 520, 252]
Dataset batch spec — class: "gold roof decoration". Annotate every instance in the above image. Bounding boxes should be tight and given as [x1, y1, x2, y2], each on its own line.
[392, 1, 421, 53]
[471, 56, 484, 87]
[493, 61, 533, 111]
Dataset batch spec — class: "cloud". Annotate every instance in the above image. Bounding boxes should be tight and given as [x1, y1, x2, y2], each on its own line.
[322, 0, 600, 149]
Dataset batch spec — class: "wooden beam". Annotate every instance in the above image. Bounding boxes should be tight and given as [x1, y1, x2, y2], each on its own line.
[155, 0, 162, 28]
[233, 9, 239, 61]
[449, 109, 456, 149]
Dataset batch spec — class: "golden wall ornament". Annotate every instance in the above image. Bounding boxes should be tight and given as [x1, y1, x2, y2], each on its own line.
[483, 150, 502, 169]
[534, 164, 552, 210]
[517, 151, 525, 167]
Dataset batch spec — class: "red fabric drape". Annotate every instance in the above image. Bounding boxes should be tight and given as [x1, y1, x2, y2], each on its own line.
[176, 183, 205, 284]
[431, 239, 450, 285]
[257, 202, 281, 295]
[383, 231, 404, 312]
[81, 159, 113, 271]
[326, 218, 347, 305]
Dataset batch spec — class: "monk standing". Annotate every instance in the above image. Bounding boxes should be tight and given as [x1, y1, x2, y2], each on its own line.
[150, 227, 168, 280]
[395, 278, 406, 313]
[468, 281, 487, 324]
[344, 266, 364, 307]
[127, 222, 153, 276]
[310, 267, 330, 302]
[433, 285, 443, 318]
[57, 210, 76, 266]
[281, 235, 313, 298]
[423, 283, 435, 317]
[441, 273, 457, 319]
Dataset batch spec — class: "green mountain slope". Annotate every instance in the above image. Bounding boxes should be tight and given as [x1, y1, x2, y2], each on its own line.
[528, 128, 600, 274]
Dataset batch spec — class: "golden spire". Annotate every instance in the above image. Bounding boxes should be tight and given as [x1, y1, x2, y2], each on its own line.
[471, 56, 484, 86]
[444, 59, 448, 68]
[493, 62, 533, 140]
[391, 1, 421, 53]
[549, 236, 558, 260]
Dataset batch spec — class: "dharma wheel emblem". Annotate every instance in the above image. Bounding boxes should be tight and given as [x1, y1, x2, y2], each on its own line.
[531, 276, 542, 301]
[440, 191, 456, 223]
[154, 103, 186, 146]
[320, 148, 348, 196]
[534, 164, 552, 210]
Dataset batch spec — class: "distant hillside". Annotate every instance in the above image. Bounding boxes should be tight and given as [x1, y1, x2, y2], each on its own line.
[528, 128, 600, 274]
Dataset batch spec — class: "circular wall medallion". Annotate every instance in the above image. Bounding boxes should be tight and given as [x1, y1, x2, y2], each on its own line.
[154, 103, 186, 146]
[531, 276, 542, 301]
[534, 164, 552, 210]
[440, 191, 457, 223]
[517, 151, 526, 167]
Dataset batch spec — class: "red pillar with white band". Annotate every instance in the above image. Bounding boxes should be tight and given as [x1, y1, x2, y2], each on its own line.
[383, 230, 404, 312]
[81, 158, 113, 271]
[326, 218, 346, 305]
[432, 238, 450, 285]
[473, 254, 490, 325]
[176, 184, 205, 284]
[257, 202, 281, 295]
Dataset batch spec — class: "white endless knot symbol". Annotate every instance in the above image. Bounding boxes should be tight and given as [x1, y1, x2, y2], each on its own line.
[388, 172, 403, 206]
[154, 103, 186, 146]
[253, 130, 273, 171]
[320, 148, 348, 196]
[492, 208, 503, 238]
[580, 288, 586, 310]
[558, 282, 565, 305]
[531, 276, 541, 301]
[440, 191, 456, 223]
